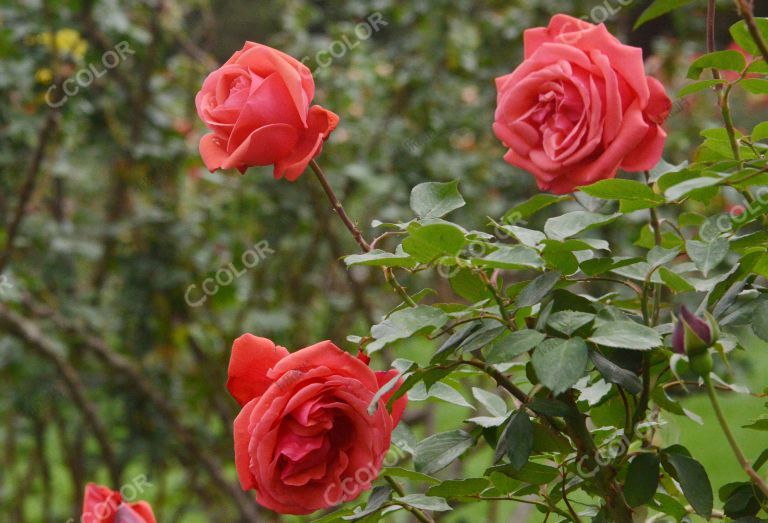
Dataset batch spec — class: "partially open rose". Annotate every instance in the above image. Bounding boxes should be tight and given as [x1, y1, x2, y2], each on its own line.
[228, 335, 407, 515]
[195, 42, 338, 180]
[493, 14, 671, 194]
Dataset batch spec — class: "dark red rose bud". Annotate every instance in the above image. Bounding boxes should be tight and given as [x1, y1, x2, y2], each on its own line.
[672, 306, 719, 376]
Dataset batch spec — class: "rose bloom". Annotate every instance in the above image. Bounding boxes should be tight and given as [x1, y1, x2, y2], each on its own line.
[493, 14, 672, 194]
[195, 42, 339, 180]
[228, 335, 407, 515]
[81, 483, 155, 523]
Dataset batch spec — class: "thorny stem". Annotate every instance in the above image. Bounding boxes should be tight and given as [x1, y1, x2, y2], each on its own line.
[704, 375, 768, 497]
[561, 467, 583, 523]
[310, 159, 370, 252]
[707, 0, 723, 88]
[478, 270, 513, 327]
[635, 172, 661, 437]
[720, 84, 742, 162]
[561, 394, 633, 523]
[309, 159, 417, 307]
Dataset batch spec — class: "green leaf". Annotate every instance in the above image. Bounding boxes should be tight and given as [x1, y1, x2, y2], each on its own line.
[589, 321, 662, 350]
[651, 493, 688, 521]
[402, 223, 466, 263]
[410, 181, 465, 219]
[449, 268, 491, 303]
[625, 454, 661, 507]
[515, 271, 561, 309]
[368, 306, 448, 353]
[590, 351, 643, 395]
[342, 486, 392, 521]
[659, 266, 696, 293]
[665, 176, 722, 200]
[686, 238, 729, 276]
[393, 494, 452, 512]
[634, 0, 695, 29]
[504, 194, 568, 222]
[472, 387, 507, 417]
[753, 301, 768, 342]
[544, 211, 620, 241]
[414, 430, 475, 474]
[504, 410, 534, 470]
[485, 330, 546, 363]
[472, 245, 544, 271]
[742, 415, 768, 431]
[678, 79, 727, 97]
[498, 224, 546, 247]
[486, 462, 559, 485]
[579, 179, 663, 209]
[741, 79, 768, 95]
[368, 370, 405, 415]
[426, 478, 489, 498]
[380, 467, 440, 485]
[662, 450, 714, 518]
[345, 248, 416, 268]
[688, 50, 747, 79]
[547, 310, 595, 336]
[414, 382, 474, 409]
[753, 122, 768, 142]
[532, 338, 589, 395]
[730, 18, 768, 57]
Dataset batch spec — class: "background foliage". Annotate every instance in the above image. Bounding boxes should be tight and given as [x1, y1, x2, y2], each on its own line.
[1, 0, 767, 521]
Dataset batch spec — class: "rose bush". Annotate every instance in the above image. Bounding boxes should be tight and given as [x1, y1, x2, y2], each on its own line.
[81, 483, 155, 523]
[195, 42, 338, 179]
[493, 14, 672, 194]
[227, 334, 407, 515]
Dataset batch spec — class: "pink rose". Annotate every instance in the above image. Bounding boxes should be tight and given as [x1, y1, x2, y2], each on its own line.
[81, 483, 156, 523]
[493, 14, 672, 194]
[195, 42, 339, 180]
[227, 335, 407, 515]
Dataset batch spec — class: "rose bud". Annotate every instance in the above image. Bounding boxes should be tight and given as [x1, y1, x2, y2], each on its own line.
[672, 306, 719, 376]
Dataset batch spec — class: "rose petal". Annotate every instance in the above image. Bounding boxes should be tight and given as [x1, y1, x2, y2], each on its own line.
[82, 483, 121, 523]
[268, 339, 376, 392]
[274, 106, 339, 181]
[227, 334, 289, 406]
[375, 370, 408, 427]
[199, 134, 229, 172]
[220, 123, 299, 173]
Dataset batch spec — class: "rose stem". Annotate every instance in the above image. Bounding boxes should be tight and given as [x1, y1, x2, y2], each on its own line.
[734, 0, 768, 64]
[309, 159, 416, 307]
[704, 374, 768, 496]
[707, 0, 723, 87]
[309, 159, 370, 252]
[383, 476, 435, 523]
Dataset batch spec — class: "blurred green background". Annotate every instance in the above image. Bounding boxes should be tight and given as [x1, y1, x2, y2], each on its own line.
[1, 0, 766, 521]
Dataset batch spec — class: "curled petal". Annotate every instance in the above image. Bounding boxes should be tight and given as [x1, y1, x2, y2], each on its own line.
[227, 334, 290, 406]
